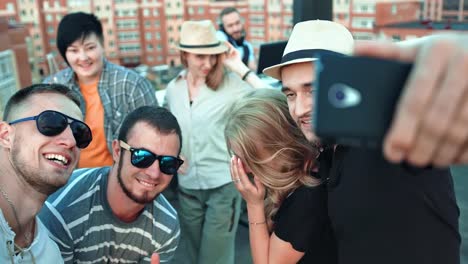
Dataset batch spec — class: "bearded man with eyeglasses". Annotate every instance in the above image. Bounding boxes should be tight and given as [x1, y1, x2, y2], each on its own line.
[39, 106, 181, 264]
[0, 83, 90, 263]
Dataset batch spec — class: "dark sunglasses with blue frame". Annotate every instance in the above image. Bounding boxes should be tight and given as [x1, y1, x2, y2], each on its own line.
[8, 110, 92, 149]
[120, 140, 183, 175]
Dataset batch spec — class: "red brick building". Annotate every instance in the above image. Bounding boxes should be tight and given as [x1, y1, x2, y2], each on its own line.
[424, 0, 468, 21]
[0, 0, 293, 77]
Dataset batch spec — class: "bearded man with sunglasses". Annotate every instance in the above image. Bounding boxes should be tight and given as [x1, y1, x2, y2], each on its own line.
[0, 83, 91, 263]
[39, 106, 181, 263]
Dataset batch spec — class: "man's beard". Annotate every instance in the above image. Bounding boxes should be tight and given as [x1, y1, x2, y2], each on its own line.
[9, 142, 62, 196]
[116, 155, 157, 204]
[232, 31, 245, 44]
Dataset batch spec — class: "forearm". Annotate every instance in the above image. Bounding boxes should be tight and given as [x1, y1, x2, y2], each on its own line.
[230, 63, 272, 89]
[247, 204, 271, 264]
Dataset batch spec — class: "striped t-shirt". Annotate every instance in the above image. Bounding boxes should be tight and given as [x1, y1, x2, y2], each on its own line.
[38, 167, 180, 263]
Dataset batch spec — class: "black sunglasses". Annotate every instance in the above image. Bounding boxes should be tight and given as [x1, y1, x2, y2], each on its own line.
[120, 140, 183, 175]
[9, 110, 92, 149]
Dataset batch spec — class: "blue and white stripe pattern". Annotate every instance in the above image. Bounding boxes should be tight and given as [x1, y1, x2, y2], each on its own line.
[39, 167, 180, 263]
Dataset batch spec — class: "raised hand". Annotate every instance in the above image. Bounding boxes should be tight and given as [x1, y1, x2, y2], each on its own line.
[354, 34, 468, 167]
[230, 156, 265, 206]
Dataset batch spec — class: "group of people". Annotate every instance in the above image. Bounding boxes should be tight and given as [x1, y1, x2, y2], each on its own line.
[0, 7, 466, 264]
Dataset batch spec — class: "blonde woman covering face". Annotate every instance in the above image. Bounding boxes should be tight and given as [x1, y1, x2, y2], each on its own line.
[225, 89, 337, 264]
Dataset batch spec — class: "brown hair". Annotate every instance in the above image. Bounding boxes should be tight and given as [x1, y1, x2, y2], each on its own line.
[180, 51, 226, 90]
[225, 89, 320, 230]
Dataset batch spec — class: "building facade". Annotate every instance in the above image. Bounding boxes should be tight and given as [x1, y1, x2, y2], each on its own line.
[0, 0, 293, 76]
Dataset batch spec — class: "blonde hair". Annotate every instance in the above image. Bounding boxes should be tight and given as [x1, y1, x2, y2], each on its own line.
[225, 89, 320, 230]
[180, 51, 225, 90]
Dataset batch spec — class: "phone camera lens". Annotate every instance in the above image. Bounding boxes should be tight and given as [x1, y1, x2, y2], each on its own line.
[335, 90, 345, 101]
[328, 83, 362, 108]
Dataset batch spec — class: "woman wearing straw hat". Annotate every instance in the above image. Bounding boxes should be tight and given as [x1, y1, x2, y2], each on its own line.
[164, 20, 268, 264]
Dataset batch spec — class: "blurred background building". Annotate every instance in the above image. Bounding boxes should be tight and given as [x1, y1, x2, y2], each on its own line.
[0, 0, 467, 93]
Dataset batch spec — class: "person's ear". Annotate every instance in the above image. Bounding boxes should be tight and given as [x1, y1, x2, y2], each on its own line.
[0, 122, 14, 149]
[112, 139, 122, 163]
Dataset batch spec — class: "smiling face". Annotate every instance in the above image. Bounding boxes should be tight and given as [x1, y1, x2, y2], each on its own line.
[281, 62, 319, 145]
[221, 11, 244, 41]
[65, 33, 104, 84]
[112, 122, 180, 205]
[5, 93, 82, 195]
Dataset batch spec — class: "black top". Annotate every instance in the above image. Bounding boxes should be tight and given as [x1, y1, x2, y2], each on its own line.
[273, 184, 338, 264]
[322, 146, 460, 264]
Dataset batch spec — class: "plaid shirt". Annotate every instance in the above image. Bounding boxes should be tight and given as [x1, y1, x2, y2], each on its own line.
[44, 60, 158, 152]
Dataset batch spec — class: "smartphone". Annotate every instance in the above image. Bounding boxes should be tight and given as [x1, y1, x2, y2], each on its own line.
[314, 53, 413, 148]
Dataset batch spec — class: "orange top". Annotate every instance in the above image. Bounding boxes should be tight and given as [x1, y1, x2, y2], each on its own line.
[78, 81, 114, 168]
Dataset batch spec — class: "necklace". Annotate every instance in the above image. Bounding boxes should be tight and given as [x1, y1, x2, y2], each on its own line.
[0, 185, 33, 248]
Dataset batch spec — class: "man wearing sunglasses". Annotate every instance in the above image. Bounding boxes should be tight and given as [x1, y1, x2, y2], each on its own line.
[39, 106, 181, 263]
[0, 83, 90, 263]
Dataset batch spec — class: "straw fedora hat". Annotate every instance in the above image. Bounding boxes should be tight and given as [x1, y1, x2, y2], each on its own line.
[263, 20, 354, 80]
[177, 20, 228, 55]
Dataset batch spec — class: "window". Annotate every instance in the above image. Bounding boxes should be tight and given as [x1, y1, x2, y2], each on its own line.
[6, 3, 14, 11]
[116, 20, 138, 29]
[118, 32, 140, 41]
[198, 7, 204, 14]
[392, 35, 401, 41]
[143, 9, 150, 17]
[147, 44, 153, 51]
[391, 4, 397, 15]
[352, 18, 375, 29]
[146, 32, 152, 40]
[119, 43, 141, 52]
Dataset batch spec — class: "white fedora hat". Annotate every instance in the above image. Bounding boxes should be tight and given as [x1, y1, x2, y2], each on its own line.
[263, 20, 354, 80]
[177, 20, 228, 55]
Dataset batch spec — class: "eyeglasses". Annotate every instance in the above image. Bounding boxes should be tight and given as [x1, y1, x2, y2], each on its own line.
[120, 140, 183, 175]
[9, 110, 92, 149]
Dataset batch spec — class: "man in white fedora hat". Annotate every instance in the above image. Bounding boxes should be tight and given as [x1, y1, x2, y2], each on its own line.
[264, 20, 465, 264]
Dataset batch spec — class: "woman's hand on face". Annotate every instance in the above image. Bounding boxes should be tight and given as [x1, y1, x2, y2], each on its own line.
[230, 156, 265, 206]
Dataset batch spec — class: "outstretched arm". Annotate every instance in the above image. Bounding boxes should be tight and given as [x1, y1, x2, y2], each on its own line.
[354, 34, 468, 167]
